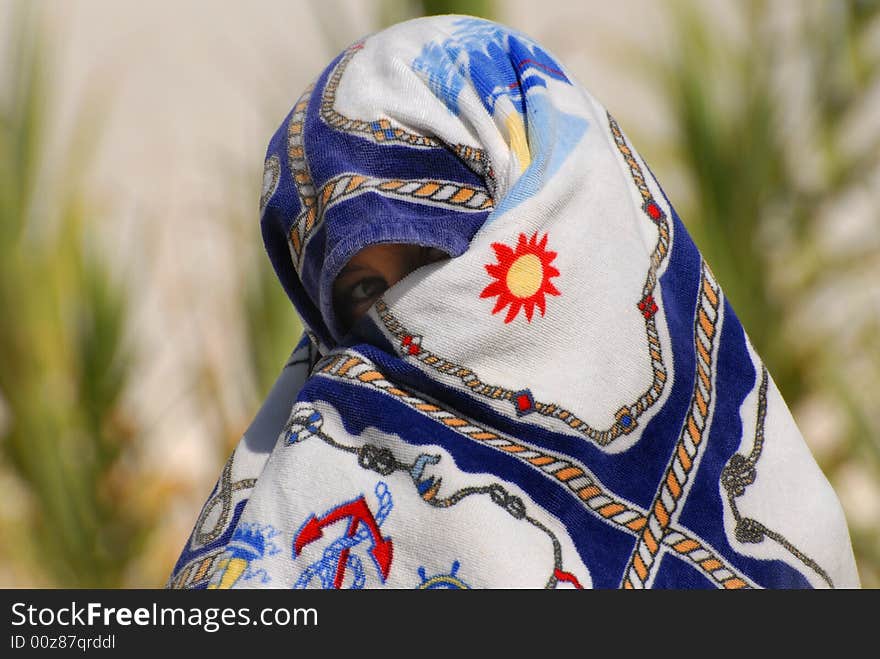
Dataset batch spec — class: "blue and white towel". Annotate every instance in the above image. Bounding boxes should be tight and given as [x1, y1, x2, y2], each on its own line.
[168, 15, 859, 589]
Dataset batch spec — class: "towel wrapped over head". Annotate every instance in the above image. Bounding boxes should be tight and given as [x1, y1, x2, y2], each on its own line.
[169, 15, 859, 589]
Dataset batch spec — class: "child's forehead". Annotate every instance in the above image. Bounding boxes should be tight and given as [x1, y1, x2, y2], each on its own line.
[337, 243, 416, 272]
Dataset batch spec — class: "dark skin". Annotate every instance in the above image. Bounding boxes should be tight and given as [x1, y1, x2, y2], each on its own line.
[332, 243, 448, 334]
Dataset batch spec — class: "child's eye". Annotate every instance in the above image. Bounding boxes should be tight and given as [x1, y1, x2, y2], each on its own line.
[349, 276, 388, 304]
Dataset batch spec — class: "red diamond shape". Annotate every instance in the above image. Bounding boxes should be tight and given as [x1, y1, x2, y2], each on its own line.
[638, 295, 658, 319]
[401, 335, 421, 355]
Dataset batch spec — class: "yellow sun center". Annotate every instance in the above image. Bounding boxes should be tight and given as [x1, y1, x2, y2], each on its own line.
[506, 254, 544, 298]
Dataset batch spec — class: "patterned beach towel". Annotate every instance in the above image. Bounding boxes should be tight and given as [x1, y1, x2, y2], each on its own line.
[168, 15, 859, 589]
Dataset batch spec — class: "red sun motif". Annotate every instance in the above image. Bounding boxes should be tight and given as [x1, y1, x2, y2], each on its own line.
[480, 232, 561, 323]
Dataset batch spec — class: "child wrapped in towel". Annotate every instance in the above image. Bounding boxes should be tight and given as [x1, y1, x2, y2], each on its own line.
[168, 15, 859, 590]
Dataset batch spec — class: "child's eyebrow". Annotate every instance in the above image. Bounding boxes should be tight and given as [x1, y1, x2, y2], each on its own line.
[337, 262, 373, 277]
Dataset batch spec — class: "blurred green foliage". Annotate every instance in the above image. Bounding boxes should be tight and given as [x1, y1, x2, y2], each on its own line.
[243, 243, 304, 401]
[217, 156, 303, 417]
[379, 0, 495, 27]
[0, 3, 154, 586]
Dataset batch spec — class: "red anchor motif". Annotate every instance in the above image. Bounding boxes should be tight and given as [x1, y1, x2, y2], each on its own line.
[293, 496, 393, 588]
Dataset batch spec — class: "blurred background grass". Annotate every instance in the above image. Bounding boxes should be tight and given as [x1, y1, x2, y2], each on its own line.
[0, 0, 877, 587]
